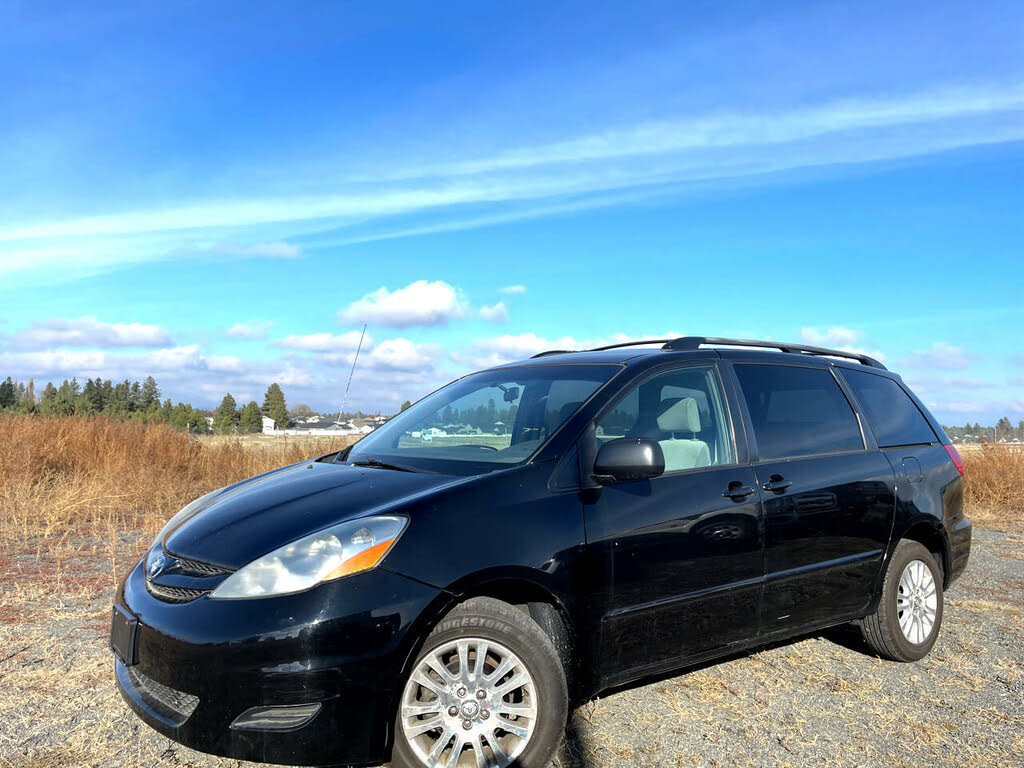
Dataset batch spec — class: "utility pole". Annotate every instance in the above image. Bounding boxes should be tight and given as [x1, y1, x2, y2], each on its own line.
[339, 324, 367, 422]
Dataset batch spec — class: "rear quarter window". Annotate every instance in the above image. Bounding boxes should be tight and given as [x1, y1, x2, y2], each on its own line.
[841, 369, 937, 447]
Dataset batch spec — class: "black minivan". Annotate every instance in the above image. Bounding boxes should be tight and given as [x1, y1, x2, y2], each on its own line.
[112, 337, 971, 768]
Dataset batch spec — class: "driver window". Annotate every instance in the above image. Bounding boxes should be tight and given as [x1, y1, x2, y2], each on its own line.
[399, 384, 520, 452]
[596, 365, 735, 472]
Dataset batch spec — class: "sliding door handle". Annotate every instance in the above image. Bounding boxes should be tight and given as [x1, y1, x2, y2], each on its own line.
[762, 474, 792, 492]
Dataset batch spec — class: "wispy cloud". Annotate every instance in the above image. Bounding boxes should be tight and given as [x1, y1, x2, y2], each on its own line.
[379, 83, 1024, 180]
[499, 285, 527, 294]
[2, 81, 1022, 281]
[216, 241, 303, 259]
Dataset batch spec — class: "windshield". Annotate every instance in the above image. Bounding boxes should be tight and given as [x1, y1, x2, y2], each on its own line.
[345, 364, 618, 474]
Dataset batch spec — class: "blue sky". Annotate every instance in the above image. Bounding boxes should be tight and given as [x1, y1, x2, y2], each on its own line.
[0, 0, 1022, 421]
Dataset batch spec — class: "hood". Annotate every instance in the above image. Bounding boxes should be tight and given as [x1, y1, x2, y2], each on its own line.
[163, 461, 461, 569]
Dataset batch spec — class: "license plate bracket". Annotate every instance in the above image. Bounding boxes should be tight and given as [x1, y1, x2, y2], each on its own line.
[110, 605, 138, 666]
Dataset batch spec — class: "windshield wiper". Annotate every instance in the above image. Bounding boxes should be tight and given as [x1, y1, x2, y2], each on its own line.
[349, 457, 420, 473]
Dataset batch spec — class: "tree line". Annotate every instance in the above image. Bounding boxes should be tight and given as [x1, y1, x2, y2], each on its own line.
[943, 418, 1024, 442]
[0, 375, 291, 436]
[212, 383, 288, 435]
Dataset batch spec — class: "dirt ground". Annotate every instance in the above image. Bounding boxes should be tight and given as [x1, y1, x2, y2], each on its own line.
[1, 525, 1022, 768]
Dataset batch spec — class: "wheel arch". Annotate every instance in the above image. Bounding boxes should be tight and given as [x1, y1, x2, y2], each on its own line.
[894, 518, 951, 587]
[383, 568, 578, 758]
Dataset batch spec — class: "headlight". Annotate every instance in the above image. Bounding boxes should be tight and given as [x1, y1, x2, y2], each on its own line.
[209, 515, 407, 599]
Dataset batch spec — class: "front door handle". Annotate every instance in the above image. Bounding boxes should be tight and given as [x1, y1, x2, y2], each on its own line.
[762, 474, 793, 493]
[722, 481, 756, 501]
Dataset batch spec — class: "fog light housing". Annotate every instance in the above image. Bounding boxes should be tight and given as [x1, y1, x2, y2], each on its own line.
[230, 702, 322, 732]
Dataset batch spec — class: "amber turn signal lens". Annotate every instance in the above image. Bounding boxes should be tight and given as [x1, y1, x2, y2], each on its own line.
[324, 538, 396, 581]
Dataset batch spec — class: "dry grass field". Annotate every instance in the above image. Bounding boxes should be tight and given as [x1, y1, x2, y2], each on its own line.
[1, 415, 1022, 768]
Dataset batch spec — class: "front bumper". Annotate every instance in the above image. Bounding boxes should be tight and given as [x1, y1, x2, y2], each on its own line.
[114, 558, 442, 766]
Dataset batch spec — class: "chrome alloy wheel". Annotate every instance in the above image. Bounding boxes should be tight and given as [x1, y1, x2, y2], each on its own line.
[897, 559, 938, 644]
[399, 637, 538, 768]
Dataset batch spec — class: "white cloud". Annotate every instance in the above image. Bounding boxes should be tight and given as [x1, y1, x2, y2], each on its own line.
[271, 364, 318, 388]
[140, 345, 244, 373]
[14, 316, 171, 348]
[478, 302, 509, 323]
[273, 331, 370, 353]
[225, 320, 275, 340]
[363, 338, 442, 373]
[499, 285, 527, 294]
[901, 342, 975, 370]
[799, 326, 887, 363]
[800, 326, 864, 348]
[338, 280, 468, 328]
[0, 349, 109, 373]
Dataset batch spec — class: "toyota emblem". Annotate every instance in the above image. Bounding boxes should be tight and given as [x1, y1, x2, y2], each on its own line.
[148, 554, 167, 579]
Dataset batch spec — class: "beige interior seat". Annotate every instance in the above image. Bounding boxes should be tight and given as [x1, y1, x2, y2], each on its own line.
[656, 397, 711, 471]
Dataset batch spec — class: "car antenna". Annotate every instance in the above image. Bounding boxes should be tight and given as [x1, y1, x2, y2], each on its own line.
[339, 323, 367, 422]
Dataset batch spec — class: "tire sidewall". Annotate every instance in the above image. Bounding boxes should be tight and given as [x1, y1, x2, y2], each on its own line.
[884, 543, 943, 660]
[391, 606, 567, 768]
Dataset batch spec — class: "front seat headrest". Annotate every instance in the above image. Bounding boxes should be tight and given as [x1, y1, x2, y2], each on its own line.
[656, 397, 701, 433]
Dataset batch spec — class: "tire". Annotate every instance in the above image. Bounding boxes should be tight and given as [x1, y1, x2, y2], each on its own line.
[860, 540, 944, 662]
[391, 596, 568, 768]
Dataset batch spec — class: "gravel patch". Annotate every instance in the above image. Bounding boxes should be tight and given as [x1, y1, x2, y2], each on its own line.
[1, 525, 1021, 768]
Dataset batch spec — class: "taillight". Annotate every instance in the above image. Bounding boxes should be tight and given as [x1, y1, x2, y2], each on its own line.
[944, 444, 964, 476]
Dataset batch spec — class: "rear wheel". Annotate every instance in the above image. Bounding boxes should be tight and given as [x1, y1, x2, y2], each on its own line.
[860, 540, 943, 661]
[391, 597, 568, 768]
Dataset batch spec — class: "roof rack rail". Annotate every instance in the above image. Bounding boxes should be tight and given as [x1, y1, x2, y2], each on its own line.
[661, 336, 887, 369]
[530, 339, 672, 358]
[530, 336, 886, 369]
[530, 349, 576, 358]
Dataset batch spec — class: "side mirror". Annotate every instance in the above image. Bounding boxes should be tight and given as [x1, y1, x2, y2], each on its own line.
[594, 437, 665, 483]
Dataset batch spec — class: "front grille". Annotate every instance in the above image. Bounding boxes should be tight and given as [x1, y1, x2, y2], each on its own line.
[172, 556, 231, 577]
[145, 580, 209, 604]
[124, 664, 199, 725]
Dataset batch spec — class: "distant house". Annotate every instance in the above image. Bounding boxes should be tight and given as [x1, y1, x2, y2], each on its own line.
[261, 413, 379, 437]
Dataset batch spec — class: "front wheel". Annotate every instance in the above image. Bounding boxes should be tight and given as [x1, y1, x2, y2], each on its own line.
[391, 597, 568, 768]
[860, 540, 944, 661]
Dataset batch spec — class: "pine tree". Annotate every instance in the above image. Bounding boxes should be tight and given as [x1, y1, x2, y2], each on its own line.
[141, 376, 160, 411]
[239, 401, 264, 434]
[19, 378, 36, 412]
[214, 393, 238, 434]
[39, 382, 58, 414]
[262, 383, 289, 429]
[0, 377, 16, 409]
[996, 416, 1013, 440]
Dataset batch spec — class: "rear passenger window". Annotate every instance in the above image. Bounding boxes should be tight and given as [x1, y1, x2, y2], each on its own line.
[841, 369, 937, 447]
[733, 364, 863, 460]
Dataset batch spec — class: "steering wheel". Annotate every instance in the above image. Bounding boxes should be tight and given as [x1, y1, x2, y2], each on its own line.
[471, 444, 500, 452]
